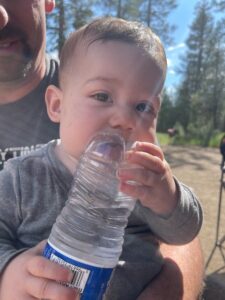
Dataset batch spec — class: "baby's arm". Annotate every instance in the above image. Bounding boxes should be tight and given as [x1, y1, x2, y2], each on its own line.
[0, 241, 79, 300]
[118, 142, 203, 244]
[118, 141, 178, 215]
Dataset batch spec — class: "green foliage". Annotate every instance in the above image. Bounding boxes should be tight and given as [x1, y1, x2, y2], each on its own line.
[174, 122, 185, 137]
[158, 129, 225, 148]
[47, 0, 97, 53]
[97, 0, 141, 19]
[171, 122, 186, 145]
[174, 0, 225, 141]
[187, 122, 214, 147]
[157, 89, 176, 132]
[157, 133, 170, 146]
[212, 0, 225, 10]
[208, 131, 225, 147]
[138, 0, 178, 46]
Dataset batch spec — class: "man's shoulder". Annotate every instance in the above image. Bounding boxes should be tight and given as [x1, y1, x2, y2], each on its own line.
[48, 55, 59, 72]
[46, 54, 59, 86]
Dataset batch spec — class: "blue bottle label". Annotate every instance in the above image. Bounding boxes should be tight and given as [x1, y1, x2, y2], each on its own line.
[43, 242, 113, 300]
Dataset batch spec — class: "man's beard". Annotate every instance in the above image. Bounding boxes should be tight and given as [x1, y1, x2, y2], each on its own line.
[0, 24, 34, 82]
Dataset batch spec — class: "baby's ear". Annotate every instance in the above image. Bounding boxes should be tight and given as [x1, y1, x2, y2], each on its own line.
[45, 85, 62, 123]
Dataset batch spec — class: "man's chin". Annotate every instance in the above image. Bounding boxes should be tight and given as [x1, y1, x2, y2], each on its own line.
[0, 58, 33, 82]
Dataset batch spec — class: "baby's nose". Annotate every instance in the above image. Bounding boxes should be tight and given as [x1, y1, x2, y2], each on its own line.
[0, 5, 9, 30]
[109, 106, 136, 131]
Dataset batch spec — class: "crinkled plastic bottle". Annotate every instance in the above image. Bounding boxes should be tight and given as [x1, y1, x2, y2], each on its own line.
[43, 132, 135, 300]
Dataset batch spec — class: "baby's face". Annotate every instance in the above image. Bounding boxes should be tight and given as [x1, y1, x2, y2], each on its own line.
[52, 41, 163, 159]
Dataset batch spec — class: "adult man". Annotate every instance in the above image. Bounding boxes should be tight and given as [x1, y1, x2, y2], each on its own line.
[0, 0, 59, 169]
[0, 1, 204, 299]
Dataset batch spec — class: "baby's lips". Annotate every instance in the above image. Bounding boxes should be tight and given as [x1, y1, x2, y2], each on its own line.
[95, 141, 124, 161]
[85, 132, 125, 163]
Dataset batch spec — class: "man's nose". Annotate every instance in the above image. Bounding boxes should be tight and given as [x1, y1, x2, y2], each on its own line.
[0, 5, 9, 30]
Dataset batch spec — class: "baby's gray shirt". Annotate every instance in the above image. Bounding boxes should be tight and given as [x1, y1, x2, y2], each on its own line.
[0, 140, 202, 299]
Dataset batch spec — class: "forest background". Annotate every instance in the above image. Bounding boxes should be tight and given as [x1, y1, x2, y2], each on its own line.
[46, 0, 225, 147]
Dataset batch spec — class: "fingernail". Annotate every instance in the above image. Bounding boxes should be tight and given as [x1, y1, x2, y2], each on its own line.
[134, 141, 142, 149]
[132, 141, 139, 149]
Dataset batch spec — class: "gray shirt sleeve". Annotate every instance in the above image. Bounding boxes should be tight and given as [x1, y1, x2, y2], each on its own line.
[134, 177, 203, 245]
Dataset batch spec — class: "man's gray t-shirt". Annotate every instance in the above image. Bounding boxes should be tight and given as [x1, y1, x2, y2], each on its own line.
[0, 141, 202, 299]
[0, 56, 59, 169]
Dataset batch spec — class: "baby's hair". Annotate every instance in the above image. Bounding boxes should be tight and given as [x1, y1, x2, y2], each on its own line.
[59, 17, 167, 87]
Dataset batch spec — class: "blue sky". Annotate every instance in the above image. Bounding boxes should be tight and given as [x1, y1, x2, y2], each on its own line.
[165, 1, 196, 92]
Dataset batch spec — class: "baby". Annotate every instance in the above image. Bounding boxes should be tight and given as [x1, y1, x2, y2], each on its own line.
[0, 17, 202, 300]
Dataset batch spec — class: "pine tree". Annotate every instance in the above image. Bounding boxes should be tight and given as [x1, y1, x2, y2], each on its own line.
[212, 0, 225, 10]
[97, 0, 140, 20]
[138, 0, 177, 46]
[98, 0, 177, 46]
[69, 0, 95, 30]
[157, 89, 176, 132]
[176, 1, 215, 131]
[182, 1, 214, 94]
[46, 0, 96, 54]
[46, 0, 67, 53]
[203, 20, 225, 130]
[174, 80, 191, 131]
[212, 0, 225, 130]
[175, 0, 225, 141]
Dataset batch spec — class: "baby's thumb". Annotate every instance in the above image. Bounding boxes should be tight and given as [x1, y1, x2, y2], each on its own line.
[33, 239, 47, 254]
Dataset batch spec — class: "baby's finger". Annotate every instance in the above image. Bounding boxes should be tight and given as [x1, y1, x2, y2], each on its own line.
[27, 255, 73, 283]
[118, 167, 161, 187]
[125, 150, 166, 174]
[120, 181, 150, 205]
[25, 275, 79, 300]
[133, 142, 164, 160]
[22, 296, 38, 300]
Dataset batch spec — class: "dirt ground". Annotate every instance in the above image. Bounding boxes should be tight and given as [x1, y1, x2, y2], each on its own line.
[162, 145, 225, 275]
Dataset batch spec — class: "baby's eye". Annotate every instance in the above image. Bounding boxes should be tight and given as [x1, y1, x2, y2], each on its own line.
[136, 102, 156, 115]
[92, 93, 110, 102]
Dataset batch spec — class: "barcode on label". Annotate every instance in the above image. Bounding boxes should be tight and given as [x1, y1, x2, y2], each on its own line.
[50, 253, 90, 293]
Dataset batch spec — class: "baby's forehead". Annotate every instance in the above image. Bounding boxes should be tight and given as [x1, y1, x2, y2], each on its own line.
[62, 44, 163, 95]
[59, 38, 164, 91]
[74, 39, 157, 64]
[71, 40, 158, 73]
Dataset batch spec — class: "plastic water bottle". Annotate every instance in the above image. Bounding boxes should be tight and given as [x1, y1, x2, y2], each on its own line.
[43, 131, 135, 300]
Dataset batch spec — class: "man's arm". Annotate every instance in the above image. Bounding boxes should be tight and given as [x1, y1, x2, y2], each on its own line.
[137, 237, 205, 300]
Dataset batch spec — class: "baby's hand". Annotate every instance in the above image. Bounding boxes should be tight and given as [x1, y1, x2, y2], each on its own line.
[118, 142, 178, 215]
[0, 240, 80, 300]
